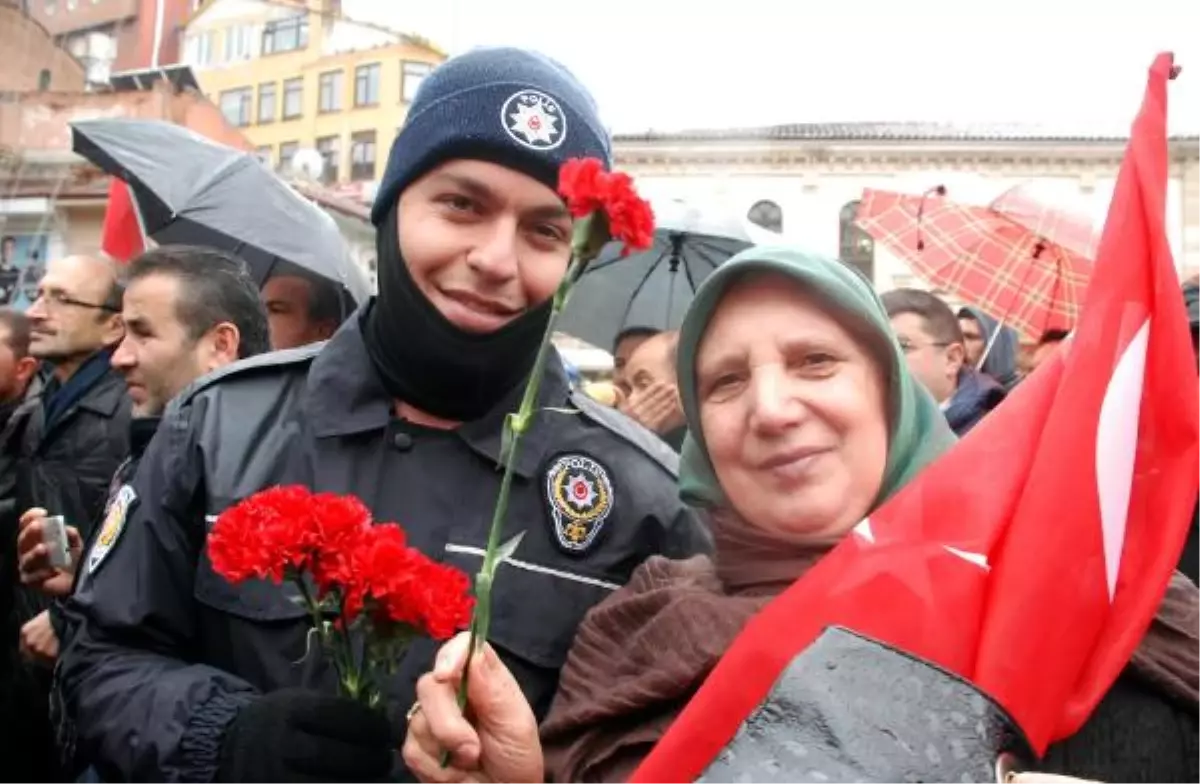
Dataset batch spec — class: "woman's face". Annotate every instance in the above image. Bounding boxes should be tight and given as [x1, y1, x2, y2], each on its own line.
[695, 274, 890, 540]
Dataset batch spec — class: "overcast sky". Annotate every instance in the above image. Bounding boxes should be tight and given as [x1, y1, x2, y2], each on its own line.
[350, 0, 1199, 135]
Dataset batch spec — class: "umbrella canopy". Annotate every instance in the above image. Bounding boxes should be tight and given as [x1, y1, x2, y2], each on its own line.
[556, 199, 753, 351]
[856, 186, 1094, 341]
[71, 118, 370, 306]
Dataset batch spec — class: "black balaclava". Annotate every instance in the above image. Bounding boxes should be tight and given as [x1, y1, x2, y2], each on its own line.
[362, 202, 553, 421]
[360, 46, 612, 421]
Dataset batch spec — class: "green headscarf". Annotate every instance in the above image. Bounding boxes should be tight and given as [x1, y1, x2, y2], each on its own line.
[676, 246, 956, 510]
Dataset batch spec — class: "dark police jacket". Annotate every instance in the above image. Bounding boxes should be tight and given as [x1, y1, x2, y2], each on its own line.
[59, 316, 709, 782]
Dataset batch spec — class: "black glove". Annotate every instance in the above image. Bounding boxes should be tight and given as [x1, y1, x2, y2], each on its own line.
[216, 688, 394, 782]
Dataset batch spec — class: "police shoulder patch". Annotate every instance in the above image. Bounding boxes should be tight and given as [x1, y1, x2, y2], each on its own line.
[543, 453, 614, 555]
[86, 484, 137, 575]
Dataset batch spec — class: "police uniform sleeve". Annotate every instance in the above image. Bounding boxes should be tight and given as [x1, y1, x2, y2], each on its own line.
[58, 405, 258, 783]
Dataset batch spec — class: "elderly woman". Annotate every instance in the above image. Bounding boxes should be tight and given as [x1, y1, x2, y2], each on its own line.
[403, 248, 1199, 784]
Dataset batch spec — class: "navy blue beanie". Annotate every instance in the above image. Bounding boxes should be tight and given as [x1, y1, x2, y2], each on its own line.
[370, 46, 613, 226]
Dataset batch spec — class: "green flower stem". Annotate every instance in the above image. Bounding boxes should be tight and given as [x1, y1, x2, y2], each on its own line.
[445, 215, 601, 766]
[293, 574, 352, 695]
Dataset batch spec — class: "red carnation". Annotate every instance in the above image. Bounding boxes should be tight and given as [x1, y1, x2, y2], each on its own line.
[558, 157, 655, 255]
[208, 485, 317, 583]
[341, 523, 474, 640]
[308, 492, 373, 594]
[375, 550, 474, 640]
[207, 486, 473, 705]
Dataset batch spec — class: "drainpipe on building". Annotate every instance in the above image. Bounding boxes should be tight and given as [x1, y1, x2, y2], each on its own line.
[150, 0, 165, 69]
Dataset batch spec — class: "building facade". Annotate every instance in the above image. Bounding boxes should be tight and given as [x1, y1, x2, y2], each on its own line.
[183, 0, 444, 196]
[0, 0, 87, 93]
[0, 81, 250, 308]
[21, 0, 194, 85]
[614, 123, 1200, 292]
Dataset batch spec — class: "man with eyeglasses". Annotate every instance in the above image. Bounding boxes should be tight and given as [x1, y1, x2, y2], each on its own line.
[1, 253, 130, 781]
[883, 288, 1006, 437]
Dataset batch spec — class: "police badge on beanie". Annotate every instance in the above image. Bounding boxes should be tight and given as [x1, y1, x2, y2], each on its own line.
[363, 47, 613, 422]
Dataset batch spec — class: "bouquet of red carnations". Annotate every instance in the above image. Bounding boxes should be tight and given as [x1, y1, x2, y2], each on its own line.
[207, 485, 474, 706]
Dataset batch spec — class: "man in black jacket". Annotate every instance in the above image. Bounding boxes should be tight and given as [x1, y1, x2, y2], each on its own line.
[1, 252, 128, 781]
[60, 47, 710, 783]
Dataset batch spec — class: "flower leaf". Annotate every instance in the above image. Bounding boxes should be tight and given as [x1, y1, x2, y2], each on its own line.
[495, 530, 526, 567]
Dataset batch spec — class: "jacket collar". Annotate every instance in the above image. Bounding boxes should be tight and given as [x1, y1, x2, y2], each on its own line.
[39, 361, 127, 446]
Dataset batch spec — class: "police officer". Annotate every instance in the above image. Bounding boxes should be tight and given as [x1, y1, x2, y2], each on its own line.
[59, 47, 709, 783]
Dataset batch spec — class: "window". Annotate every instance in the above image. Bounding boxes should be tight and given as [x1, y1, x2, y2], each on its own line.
[186, 30, 216, 66]
[316, 136, 340, 184]
[261, 14, 308, 55]
[318, 70, 342, 113]
[255, 145, 273, 166]
[839, 200, 875, 283]
[256, 82, 276, 123]
[747, 199, 783, 233]
[354, 63, 380, 107]
[282, 77, 303, 119]
[400, 60, 432, 103]
[224, 25, 253, 62]
[219, 87, 253, 128]
[279, 141, 299, 172]
[68, 29, 116, 84]
[350, 131, 376, 181]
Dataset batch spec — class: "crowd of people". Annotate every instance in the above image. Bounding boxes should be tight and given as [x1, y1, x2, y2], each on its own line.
[0, 44, 1196, 782]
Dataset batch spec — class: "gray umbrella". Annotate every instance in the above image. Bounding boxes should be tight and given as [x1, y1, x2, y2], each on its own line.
[556, 199, 753, 351]
[70, 118, 370, 306]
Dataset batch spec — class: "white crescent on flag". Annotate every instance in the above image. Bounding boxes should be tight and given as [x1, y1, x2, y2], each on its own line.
[1094, 319, 1151, 601]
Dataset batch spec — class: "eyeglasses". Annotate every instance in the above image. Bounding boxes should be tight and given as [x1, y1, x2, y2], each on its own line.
[898, 340, 950, 354]
[33, 289, 120, 313]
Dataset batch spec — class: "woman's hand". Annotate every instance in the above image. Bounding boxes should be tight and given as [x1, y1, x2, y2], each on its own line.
[402, 633, 543, 783]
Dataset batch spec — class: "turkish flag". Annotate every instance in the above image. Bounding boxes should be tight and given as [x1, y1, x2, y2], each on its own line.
[631, 52, 1197, 783]
[973, 51, 1198, 747]
[101, 178, 144, 263]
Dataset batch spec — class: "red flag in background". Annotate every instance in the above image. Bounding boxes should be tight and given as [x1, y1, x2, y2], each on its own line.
[101, 178, 144, 262]
[631, 52, 1197, 783]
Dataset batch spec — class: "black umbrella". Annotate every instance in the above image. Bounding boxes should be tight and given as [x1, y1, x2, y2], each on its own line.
[556, 199, 753, 351]
[70, 118, 370, 306]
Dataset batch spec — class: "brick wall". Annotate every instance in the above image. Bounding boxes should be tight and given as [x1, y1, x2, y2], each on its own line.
[0, 6, 86, 93]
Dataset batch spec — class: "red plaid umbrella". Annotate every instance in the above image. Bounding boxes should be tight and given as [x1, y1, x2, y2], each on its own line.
[856, 185, 1096, 341]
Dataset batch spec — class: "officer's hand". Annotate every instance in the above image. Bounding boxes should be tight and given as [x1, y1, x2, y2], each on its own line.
[17, 507, 82, 597]
[402, 632, 542, 784]
[19, 610, 59, 665]
[217, 688, 393, 783]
